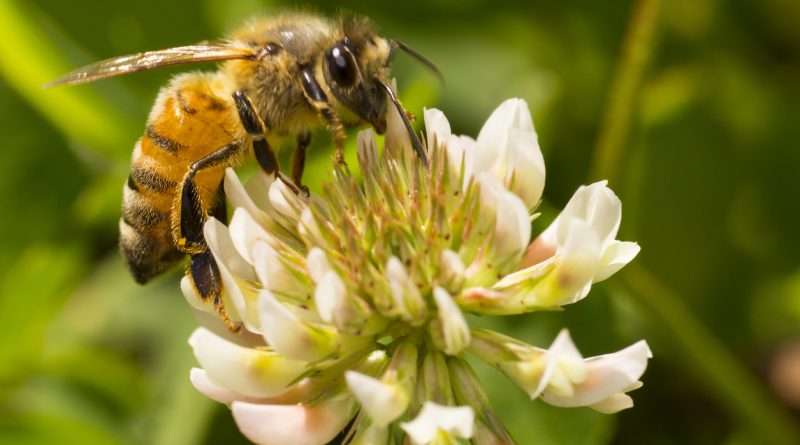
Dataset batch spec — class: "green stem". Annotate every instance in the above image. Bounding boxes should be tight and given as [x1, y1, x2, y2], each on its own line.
[589, 0, 660, 182]
[620, 265, 800, 444]
[590, 1, 799, 443]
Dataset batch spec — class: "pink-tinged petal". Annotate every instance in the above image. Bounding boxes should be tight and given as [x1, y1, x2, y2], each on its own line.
[190, 368, 260, 405]
[521, 236, 557, 268]
[541, 340, 652, 409]
[589, 393, 634, 414]
[190, 368, 316, 406]
[232, 396, 355, 445]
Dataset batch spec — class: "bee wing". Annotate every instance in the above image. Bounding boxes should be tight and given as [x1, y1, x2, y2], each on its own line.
[46, 43, 257, 87]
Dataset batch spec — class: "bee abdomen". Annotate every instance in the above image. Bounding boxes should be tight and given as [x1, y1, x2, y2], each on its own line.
[145, 124, 185, 154]
[119, 217, 182, 283]
[120, 172, 180, 283]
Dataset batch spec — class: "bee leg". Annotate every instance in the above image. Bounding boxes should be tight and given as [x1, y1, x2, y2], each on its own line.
[232, 90, 303, 194]
[188, 251, 240, 332]
[173, 141, 244, 332]
[173, 141, 242, 254]
[300, 68, 347, 166]
[292, 132, 311, 196]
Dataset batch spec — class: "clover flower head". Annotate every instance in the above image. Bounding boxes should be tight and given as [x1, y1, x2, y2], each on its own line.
[184, 96, 650, 444]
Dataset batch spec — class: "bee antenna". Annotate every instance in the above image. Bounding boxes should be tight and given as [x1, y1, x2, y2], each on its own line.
[376, 80, 428, 166]
[390, 40, 444, 85]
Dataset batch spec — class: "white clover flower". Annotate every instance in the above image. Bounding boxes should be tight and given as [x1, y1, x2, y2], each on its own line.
[470, 329, 652, 414]
[184, 97, 650, 444]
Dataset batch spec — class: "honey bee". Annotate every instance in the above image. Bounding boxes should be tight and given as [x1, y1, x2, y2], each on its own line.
[49, 13, 438, 330]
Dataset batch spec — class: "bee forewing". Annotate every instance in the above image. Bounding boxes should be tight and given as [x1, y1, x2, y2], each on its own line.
[46, 44, 256, 87]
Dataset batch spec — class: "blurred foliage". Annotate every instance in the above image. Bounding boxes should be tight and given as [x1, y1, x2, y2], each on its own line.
[0, 0, 799, 444]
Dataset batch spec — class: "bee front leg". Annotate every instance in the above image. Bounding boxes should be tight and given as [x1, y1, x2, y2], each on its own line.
[232, 90, 303, 194]
[292, 131, 311, 196]
[299, 68, 347, 167]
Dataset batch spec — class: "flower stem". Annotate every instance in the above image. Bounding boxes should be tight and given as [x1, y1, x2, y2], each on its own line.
[589, 0, 660, 183]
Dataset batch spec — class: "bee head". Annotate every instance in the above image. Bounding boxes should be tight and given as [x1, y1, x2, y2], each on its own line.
[321, 16, 392, 133]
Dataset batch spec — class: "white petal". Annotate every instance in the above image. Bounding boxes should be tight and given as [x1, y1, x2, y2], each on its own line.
[224, 168, 272, 225]
[594, 241, 641, 282]
[432, 287, 471, 355]
[204, 218, 257, 281]
[447, 134, 476, 185]
[306, 247, 332, 283]
[203, 218, 257, 327]
[229, 208, 273, 265]
[181, 275, 208, 312]
[384, 81, 412, 155]
[314, 271, 346, 324]
[477, 174, 531, 260]
[252, 240, 307, 299]
[232, 396, 355, 445]
[258, 290, 338, 361]
[589, 393, 634, 414]
[401, 402, 475, 444]
[345, 371, 408, 427]
[268, 180, 302, 220]
[424, 108, 452, 150]
[440, 249, 466, 290]
[530, 329, 584, 399]
[505, 128, 545, 208]
[475, 98, 534, 168]
[386, 257, 426, 322]
[357, 128, 379, 166]
[474, 98, 544, 208]
[188, 328, 306, 398]
[543, 181, 621, 248]
[541, 340, 652, 408]
[190, 368, 267, 405]
[244, 170, 278, 211]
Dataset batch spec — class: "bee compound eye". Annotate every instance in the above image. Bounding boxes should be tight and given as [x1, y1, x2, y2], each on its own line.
[326, 44, 357, 86]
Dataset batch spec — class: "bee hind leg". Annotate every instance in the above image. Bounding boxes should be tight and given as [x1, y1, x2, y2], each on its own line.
[189, 250, 241, 333]
[173, 141, 243, 332]
[173, 141, 242, 253]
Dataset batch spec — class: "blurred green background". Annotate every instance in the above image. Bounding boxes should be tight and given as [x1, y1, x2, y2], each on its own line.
[1, 0, 799, 444]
